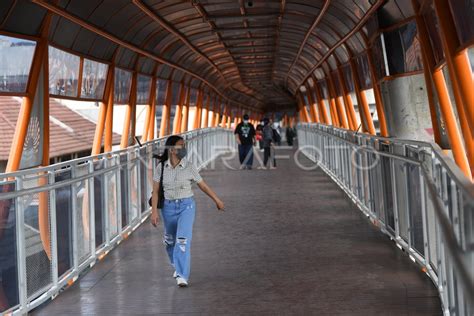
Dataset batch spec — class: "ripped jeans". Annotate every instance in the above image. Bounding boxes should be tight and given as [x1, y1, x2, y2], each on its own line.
[161, 197, 196, 281]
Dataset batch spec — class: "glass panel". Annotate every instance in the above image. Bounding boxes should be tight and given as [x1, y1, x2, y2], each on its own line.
[371, 35, 387, 81]
[342, 64, 354, 92]
[75, 165, 91, 264]
[106, 171, 118, 238]
[384, 21, 423, 76]
[120, 154, 129, 228]
[355, 53, 372, 90]
[422, 3, 445, 65]
[136, 74, 151, 104]
[331, 72, 342, 96]
[93, 160, 105, 248]
[0, 35, 36, 93]
[48, 46, 80, 97]
[54, 170, 73, 277]
[448, 0, 474, 46]
[114, 68, 132, 104]
[0, 182, 19, 312]
[81, 59, 108, 99]
[22, 174, 52, 299]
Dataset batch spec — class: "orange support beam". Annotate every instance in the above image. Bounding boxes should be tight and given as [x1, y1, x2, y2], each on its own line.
[92, 64, 114, 155]
[104, 66, 116, 152]
[173, 82, 186, 134]
[147, 98, 156, 141]
[349, 59, 376, 135]
[337, 67, 358, 131]
[366, 48, 389, 137]
[180, 86, 191, 133]
[159, 80, 173, 137]
[433, 0, 474, 131]
[142, 77, 156, 142]
[305, 84, 319, 123]
[411, 1, 472, 178]
[327, 73, 348, 129]
[193, 89, 204, 130]
[312, 78, 330, 125]
[297, 93, 311, 123]
[202, 93, 210, 128]
[121, 71, 137, 149]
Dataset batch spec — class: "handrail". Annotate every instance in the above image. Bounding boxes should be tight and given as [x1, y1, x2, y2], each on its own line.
[297, 123, 474, 316]
[0, 127, 236, 315]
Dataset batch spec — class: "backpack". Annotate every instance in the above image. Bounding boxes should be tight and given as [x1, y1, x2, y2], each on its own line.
[272, 128, 281, 143]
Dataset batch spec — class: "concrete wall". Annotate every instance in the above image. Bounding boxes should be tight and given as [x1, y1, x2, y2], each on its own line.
[380, 73, 433, 142]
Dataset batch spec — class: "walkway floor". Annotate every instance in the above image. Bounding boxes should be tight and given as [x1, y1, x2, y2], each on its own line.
[33, 148, 441, 315]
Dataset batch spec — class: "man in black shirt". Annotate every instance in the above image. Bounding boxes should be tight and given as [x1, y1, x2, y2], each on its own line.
[234, 114, 256, 170]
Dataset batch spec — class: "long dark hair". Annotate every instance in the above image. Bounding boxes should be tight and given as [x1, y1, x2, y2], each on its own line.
[153, 135, 184, 162]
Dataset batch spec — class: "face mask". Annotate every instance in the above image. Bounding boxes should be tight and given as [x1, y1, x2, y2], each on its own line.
[243, 120, 249, 124]
[176, 147, 187, 159]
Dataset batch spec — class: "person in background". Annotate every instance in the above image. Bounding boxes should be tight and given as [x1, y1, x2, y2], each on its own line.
[151, 135, 225, 287]
[259, 118, 277, 170]
[286, 126, 296, 147]
[255, 123, 264, 151]
[234, 114, 256, 170]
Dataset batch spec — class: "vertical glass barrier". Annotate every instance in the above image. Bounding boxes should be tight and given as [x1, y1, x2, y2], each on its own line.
[54, 169, 73, 277]
[0, 182, 19, 313]
[407, 149, 424, 255]
[22, 174, 52, 300]
[106, 169, 118, 239]
[120, 154, 129, 229]
[93, 160, 105, 248]
[74, 164, 92, 265]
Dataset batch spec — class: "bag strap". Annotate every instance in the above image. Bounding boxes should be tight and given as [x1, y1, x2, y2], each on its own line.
[159, 161, 165, 186]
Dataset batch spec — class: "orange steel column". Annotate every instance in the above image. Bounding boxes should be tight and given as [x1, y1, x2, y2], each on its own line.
[366, 50, 389, 136]
[121, 71, 137, 148]
[220, 103, 228, 127]
[142, 77, 156, 142]
[312, 79, 330, 124]
[327, 73, 348, 129]
[305, 84, 319, 123]
[213, 97, 220, 127]
[173, 82, 185, 134]
[297, 93, 311, 123]
[193, 89, 203, 130]
[147, 98, 156, 140]
[434, 0, 474, 130]
[92, 64, 114, 155]
[208, 95, 216, 127]
[349, 59, 376, 135]
[202, 93, 210, 128]
[181, 86, 191, 132]
[337, 67, 358, 130]
[104, 68, 115, 152]
[412, 1, 472, 178]
[159, 80, 173, 137]
[412, 0, 441, 144]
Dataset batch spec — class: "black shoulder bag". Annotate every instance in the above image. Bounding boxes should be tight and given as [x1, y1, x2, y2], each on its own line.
[148, 161, 165, 209]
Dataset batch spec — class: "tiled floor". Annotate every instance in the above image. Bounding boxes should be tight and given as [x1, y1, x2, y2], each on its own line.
[33, 149, 441, 315]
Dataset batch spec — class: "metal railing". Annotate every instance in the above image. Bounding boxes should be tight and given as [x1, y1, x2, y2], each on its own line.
[297, 123, 474, 316]
[0, 128, 236, 315]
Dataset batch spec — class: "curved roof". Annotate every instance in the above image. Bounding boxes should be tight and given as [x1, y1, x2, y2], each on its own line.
[0, 0, 415, 111]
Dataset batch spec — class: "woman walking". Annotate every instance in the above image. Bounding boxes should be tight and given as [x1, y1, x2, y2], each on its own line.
[150, 135, 225, 287]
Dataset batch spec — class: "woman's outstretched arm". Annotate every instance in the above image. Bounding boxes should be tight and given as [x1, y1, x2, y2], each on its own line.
[197, 181, 225, 211]
[150, 181, 160, 227]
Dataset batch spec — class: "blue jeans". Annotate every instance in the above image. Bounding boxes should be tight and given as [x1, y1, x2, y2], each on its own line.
[161, 197, 196, 281]
[238, 144, 254, 167]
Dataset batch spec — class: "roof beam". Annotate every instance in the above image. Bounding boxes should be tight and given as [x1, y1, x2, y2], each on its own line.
[285, 0, 331, 84]
[31, 0, 261, 110]
[132, 0, 230, 88]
